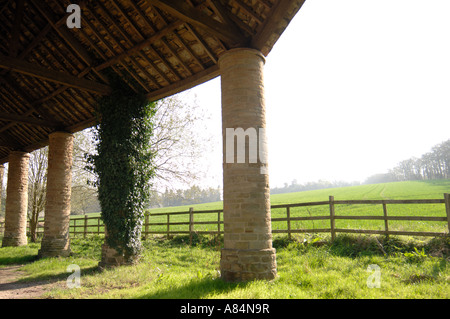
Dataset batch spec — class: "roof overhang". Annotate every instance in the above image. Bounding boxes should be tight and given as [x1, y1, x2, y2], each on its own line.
[0, 0, 305, 163]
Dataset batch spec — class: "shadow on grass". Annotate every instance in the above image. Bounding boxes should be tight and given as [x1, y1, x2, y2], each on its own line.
[0, 254, 39, 266]
[15, 265, 101, 284]
[0, 243, 40, 266]
[135, 277, 250, 299]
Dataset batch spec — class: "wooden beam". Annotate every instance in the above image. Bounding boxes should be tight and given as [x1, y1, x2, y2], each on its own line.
[0, 132, 22, 150]
[95, 20, 184, 71]
[18, 23, 52, 59]
[147, 0, 246, 45]
[251, 0, 306, 53]
[0, 54, 112, 95]
[147, 64, 220, 102]
[0, 75, 64, 132]
[9, 0, 25, 57]
[28, 0, 110, 84]
[29, 0, 94, 66]
[0, 111, 59, 128]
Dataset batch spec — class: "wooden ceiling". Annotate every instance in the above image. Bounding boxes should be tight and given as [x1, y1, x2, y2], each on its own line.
[0, 0, 305, 164]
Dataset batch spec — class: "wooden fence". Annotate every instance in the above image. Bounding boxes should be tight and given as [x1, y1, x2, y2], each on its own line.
[2, 193, 450, 240]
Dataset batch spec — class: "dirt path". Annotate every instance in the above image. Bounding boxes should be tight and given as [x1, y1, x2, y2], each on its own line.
[0, 265, 63, 299]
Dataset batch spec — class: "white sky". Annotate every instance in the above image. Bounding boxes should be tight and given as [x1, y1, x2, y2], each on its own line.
[186, 0, 450, 189]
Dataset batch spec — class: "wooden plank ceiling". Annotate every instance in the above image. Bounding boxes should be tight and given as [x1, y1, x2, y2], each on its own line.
[0, 0, 305, 163]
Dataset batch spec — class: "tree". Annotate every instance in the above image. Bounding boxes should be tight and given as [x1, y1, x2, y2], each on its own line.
[149, 94, 211, 190]
[70, 129, 99, 215]
[368, 139, 450, 183]
[27, 147, 48, 242]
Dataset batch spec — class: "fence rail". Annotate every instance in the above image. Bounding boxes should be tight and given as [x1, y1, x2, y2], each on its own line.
[1, 193, 449, 240]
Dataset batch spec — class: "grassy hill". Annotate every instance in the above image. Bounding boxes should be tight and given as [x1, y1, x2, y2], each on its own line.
[143, 180, 450, 235]
[69, 180, 449, 235]
[148, 180, 450, 214]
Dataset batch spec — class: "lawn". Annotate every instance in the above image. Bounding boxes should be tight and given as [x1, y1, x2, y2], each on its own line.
[1, 233, 448, 299]
[141, 180, 450, 235]
[66, 180, 450, 236]
[2, 180, 449, 300]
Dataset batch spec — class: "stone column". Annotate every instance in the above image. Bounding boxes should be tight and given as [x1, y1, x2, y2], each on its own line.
[219, 48, 277, 282]
[2, 151, 30, 247]
[0, 164, 4, 211]
[38, 132, 74, 258]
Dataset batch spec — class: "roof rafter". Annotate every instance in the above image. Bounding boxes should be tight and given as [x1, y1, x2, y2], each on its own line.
[0, 54, 112, 95]
[147, 0, 247, 45]
[251, 0, 305, 53]
[0, 111, 59, 128]
[9, 0, 25, 57]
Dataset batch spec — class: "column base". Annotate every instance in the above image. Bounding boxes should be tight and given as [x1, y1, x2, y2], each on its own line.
[38, 235, 71, 258]
[220, 248, 277, 282]
[2, 234, 27, 247]
[98, 243, 140, 270]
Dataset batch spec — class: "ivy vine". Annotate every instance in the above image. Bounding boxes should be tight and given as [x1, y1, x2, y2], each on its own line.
[88, 77, 156, 262]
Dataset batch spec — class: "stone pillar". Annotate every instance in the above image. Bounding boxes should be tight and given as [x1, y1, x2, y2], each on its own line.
[98, 227, 137, 269]
[2, 151, 30, 247]
[219, 48, 277, 282]
[0, 164, 4, 211]
[38, 132, 74, 258]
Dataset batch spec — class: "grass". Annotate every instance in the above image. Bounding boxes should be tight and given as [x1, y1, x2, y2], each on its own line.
[142, 180, 450, 235]
[3, 180, 449, 299]
[1, 233, 449, 299]
[64, 180, 450, 236]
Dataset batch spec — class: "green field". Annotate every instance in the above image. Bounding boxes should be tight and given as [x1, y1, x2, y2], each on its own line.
[138, 180, 450, 236]
[2, 180, 449, 299]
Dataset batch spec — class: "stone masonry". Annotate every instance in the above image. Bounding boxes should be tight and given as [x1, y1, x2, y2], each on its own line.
[98, 227, 139, 269]
[0, 164, 4, 209]
[38, 132, 74, 258]
[2, 151, 30, 247]
[219, 48, 277, 282]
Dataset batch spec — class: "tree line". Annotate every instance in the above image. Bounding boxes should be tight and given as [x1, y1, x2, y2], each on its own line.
[270, 179, 360, 195]
[150, 185, 222, 208]
[365, 139, 450, 184]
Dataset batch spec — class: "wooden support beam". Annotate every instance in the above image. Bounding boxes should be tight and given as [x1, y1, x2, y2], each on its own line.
[251, 0, 306, 54]
[9, 0, 25, 57]
[147, 64, 219, 102]
[0, 132, 22, 150]
[95, 20, 184, 71]
[0, 111, 59, 128]
[147, 0, 246, 45]
[29, 0, 94, 66]
[28, 0, 110, 84]
[0, 54, 112, 95]
[0, 74, 63, 126]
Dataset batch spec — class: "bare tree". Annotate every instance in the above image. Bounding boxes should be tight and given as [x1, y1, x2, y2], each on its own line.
[150, 94, 211, 189]
[28, 147, 48, 242]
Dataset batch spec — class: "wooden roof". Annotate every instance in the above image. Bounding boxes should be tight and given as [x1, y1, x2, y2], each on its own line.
[0, 0, 305, 163]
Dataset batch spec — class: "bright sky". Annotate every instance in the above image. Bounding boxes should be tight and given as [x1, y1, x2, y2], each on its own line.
[176, 0, 450, 189]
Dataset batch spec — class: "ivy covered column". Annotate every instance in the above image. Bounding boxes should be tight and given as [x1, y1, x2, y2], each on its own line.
[91, 81, 155, 269]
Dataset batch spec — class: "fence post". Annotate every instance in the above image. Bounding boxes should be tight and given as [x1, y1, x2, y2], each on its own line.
[145, 213, 149, 240]
[217, 211, 221, 236]
[329, 196, 335, 241]
[444, 193, 450, 235]
[189, 207, 194, 245]
[286, 206, 291, 239]
[97, 217, 100, 235]
[167, 214, 170, 239]
[84, 215, 88, 238]
[382, 202, 389, 238]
